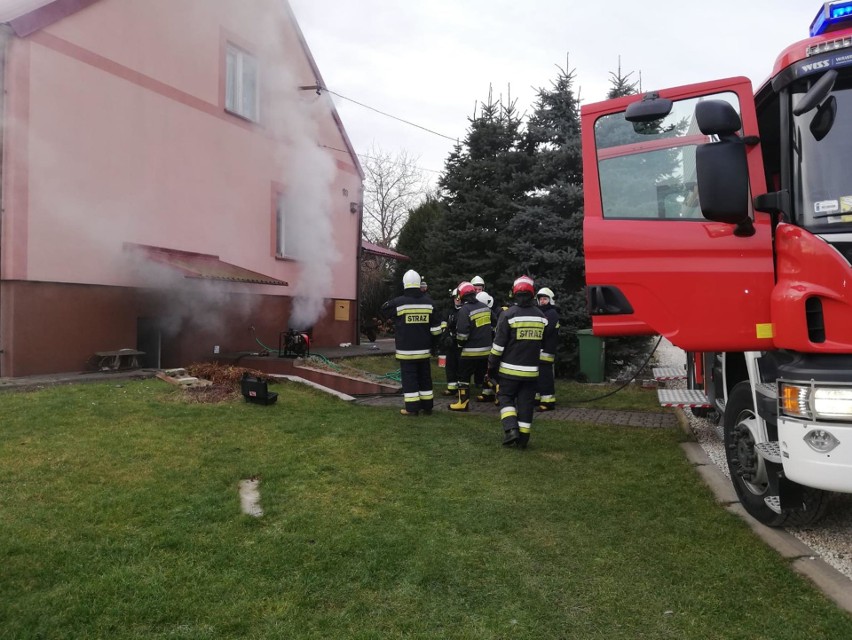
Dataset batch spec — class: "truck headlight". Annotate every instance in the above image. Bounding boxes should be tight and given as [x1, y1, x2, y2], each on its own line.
[780, 383, 852, 422]
[813, 387, 852, 420]
[804, 429, 840, 453]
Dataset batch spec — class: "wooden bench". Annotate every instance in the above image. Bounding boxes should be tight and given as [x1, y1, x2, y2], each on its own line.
[95, 349, 145, 371]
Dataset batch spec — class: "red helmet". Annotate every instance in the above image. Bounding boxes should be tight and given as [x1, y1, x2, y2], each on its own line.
[457, 281, 476, 299]
[512, 275, 535, 296]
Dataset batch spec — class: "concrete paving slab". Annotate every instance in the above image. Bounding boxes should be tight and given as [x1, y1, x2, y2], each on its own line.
[0, 369, 156, 392]
[681, 442, 710, 466]
[354, 393, 680, 428]
[695, 466, 740, 505]
[680, 443, 739, 503]
[725, 503, 816, 559]
[793, 556, 852, 614]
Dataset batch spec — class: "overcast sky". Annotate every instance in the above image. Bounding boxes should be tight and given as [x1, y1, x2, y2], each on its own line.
[288, 1, 821, 182]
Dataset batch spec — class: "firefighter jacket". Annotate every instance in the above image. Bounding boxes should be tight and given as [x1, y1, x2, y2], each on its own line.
[488, 301, 550, 379]
[439, 304, 462, 354]
[538, 303, 561, 364]
[455, 299, 493, 358]
[380, 290, 442, 360]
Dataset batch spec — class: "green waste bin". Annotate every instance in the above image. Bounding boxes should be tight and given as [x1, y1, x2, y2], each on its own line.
[576, 329, 605, 383]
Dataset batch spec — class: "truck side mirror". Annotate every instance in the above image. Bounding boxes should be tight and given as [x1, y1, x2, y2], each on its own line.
[694, 100, 753, 235]
[696, 142, 752, 233]
[793, 69, 837, 116]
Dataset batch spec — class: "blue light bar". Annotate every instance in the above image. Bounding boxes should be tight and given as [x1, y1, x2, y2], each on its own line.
[811, 1, 852, 37]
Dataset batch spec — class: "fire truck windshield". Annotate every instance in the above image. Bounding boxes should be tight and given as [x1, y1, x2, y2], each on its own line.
[792, 72, 852, 232]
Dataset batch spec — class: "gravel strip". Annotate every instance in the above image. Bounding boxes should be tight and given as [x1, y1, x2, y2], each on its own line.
[655, 340, 852, 581]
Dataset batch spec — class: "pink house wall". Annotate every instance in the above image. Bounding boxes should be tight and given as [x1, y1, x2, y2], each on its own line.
[0, 0, 364, 376]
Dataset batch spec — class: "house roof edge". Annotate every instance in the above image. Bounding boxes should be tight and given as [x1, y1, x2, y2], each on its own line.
[282, 0, 364, 181]
[7, 0, 99, 37]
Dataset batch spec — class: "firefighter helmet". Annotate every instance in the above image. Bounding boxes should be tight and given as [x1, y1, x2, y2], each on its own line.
[457, 281, 476, 300]
[476, 291, 494, 309]
[512, 275, 535, 296]
[537, 287, 555, 303]
[471, 275, 485, 287]
[402, 269, 421, 289]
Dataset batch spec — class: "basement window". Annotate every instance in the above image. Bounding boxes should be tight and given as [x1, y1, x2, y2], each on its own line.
[225, 44, 259, 122]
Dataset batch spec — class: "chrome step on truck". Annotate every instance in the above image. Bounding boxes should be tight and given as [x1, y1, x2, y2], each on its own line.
[652, 367, 686, 381]
[653, 365, 711, 408]
[656, 388, 712, 408]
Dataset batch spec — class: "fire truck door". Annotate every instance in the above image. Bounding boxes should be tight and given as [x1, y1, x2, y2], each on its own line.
[582, 77, 776, 353]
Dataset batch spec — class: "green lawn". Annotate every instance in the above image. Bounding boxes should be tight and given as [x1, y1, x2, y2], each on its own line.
[1, 379, 849, 638]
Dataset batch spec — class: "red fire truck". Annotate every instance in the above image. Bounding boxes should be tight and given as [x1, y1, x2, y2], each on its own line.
[583, 2, 852, 526]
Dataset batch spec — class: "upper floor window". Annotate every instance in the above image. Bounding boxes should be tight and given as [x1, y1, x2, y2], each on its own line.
[225, 44, 259, 122]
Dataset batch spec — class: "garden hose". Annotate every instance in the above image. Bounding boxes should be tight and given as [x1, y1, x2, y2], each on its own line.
[307, 354, 402, 383]
[567, 335, 663, 404]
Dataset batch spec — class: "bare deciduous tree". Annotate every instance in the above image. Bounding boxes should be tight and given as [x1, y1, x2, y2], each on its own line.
[361, 144, 427, 247]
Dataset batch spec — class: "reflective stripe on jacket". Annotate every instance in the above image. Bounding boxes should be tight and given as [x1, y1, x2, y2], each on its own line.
[456, 300, 493, 358]
[489, 303, 549, 379]
[380, 291, 441, 360]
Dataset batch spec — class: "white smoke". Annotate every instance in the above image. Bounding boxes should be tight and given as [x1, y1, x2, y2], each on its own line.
[261, 7, 341, 331]
[276, 133, 339, 331]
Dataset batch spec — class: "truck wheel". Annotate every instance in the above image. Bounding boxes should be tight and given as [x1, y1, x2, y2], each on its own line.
[723, 382, 829, 527]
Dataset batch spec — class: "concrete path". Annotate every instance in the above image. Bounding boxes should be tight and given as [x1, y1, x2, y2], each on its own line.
[354, 392, 679, 428]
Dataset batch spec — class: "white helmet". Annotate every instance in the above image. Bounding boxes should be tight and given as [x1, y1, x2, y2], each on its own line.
[403, 269, 421, 289]
[471, 275, 485, 287]
[476, 291, 494, 309]
[537, 287, 555, 303]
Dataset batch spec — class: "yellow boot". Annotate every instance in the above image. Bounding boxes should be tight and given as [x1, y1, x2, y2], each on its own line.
[449, 387, 470, 412]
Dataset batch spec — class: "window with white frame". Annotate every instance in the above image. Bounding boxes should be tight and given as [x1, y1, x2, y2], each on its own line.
[225, 44, 259, 122]
[276, 195, 297, 258]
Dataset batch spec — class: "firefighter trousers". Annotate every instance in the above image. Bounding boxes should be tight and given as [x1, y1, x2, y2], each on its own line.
[457, 355, 489, 391]
[400, 359, 434, 413]
[444, 345, 461, 392]
[497, 375, 538, 435]
[537, 361, 556, 407]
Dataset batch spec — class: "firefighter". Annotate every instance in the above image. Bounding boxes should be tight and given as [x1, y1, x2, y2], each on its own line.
[474, 290, 497, 402]
[477, 291, 497, 325]
[466, 281, 491, 396]
[380, 269, 442, 416]
[439, 287, 463, 397]
[536, 287, 560, 411]
[488, 275, 552, 448]
[450, 281, 493, 411]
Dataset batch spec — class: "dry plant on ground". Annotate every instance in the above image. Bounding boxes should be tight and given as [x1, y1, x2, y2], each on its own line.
[185, 363, 276, 386]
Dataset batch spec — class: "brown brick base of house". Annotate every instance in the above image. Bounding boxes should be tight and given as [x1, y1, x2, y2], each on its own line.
[0, 280, 356, 377]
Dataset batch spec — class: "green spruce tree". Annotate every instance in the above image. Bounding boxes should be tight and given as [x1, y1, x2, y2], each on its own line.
[511, 61, 586, 375]
[606, 57, 639, 99]
[422, 88, 531, 300]
[393, 195, 447, 305]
